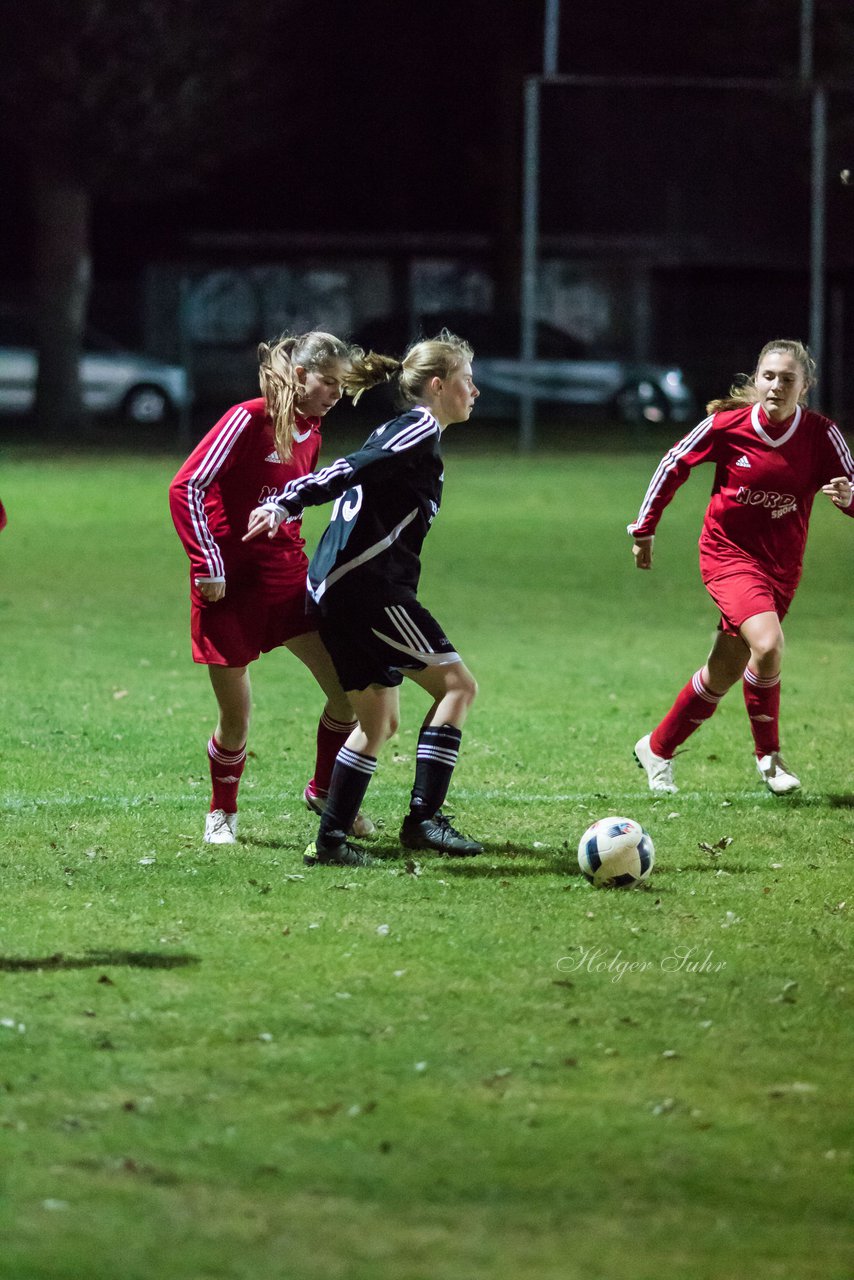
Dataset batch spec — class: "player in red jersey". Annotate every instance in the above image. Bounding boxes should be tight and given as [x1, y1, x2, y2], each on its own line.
[0, 499, 6, 532]
[170, 332, 375, 844]
[628, 338, 854, 795]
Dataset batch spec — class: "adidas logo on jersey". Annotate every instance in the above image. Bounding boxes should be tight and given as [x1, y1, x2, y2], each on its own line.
[265, 451, 280, 463]
[735, 455, 751, 468]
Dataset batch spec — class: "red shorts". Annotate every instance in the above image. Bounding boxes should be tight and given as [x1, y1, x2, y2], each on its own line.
[702, 564, 795, 637]
[191, 574, 315, 666]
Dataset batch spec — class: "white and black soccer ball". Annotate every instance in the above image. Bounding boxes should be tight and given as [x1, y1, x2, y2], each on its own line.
[577, 816, 655, 888]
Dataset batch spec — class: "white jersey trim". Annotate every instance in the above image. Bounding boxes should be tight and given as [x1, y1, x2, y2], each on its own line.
[386, 408, 439, 453]
[827, 421, 854, 480]
[187, 406, 250, 577]
[751, 402, 802, 447]
[309, 509, 419, 603]
[629, 413, 715, 533]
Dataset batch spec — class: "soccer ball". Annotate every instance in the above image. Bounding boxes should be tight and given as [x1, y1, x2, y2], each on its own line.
[577, 816, 655, 889]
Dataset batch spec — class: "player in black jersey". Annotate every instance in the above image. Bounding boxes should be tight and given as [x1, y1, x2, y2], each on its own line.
[245, 330, 482, 867]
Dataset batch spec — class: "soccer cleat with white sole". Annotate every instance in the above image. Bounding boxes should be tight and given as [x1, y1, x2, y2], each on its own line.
[634, 734, 678, 794]
[204, 809, 238, 844]
[756, 752, 800, 795]
[303, 784, 376, 838]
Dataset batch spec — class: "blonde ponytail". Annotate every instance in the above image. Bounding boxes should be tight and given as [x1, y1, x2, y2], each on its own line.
[345, 351, 402, 405]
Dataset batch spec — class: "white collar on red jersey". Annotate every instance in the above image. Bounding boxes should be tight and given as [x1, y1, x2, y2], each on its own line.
[294, 414, 319, 444]
[751, 401, 802, 447]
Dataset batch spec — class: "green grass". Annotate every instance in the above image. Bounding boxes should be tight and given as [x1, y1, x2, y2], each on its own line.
[0, 436, 852, 1280]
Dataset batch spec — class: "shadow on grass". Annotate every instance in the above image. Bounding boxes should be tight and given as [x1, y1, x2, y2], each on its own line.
[761, 792, 854, 810]
[0, 949, 201, 973]
[680, 861, 757, 875]
[436, 859, 572, 879]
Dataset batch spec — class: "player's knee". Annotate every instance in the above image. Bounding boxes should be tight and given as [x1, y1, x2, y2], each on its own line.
[752, 628, 784, 663]
[454, 668, 478, 707]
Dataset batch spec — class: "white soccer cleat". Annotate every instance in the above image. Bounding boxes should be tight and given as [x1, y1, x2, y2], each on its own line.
[756, 752, 801, 795]
[303, 784, 376, 838]
[204, 809, 238, 843]
[634, 734, 678, 793]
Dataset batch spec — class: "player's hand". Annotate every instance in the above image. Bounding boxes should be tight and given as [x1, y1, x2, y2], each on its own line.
[632, 537, 654, 570]
[195, 579, 226, 602]
[244, 505, 284, 541]
[822, 476, 853, 508]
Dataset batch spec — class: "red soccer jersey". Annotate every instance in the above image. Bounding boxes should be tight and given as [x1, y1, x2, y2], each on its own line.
[629, 403, 854, 589]
[169, 398, 321, 589]
[0, 499, 6, 532]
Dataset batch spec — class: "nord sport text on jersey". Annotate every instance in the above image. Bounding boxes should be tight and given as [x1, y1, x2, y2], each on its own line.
[735, 487, 797, 515]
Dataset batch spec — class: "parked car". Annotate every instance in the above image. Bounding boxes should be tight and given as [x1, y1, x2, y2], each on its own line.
[354, 312, 694, 424]
[0, 311, 190, 425]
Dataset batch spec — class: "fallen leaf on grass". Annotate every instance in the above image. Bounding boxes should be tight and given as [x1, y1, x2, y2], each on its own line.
[698, 836, 733, 856]
[482, 1067, 513, 1088]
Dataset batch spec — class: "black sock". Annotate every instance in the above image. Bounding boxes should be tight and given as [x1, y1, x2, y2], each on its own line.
[408, 723, 462, 818]
[318, 747, 377, 845]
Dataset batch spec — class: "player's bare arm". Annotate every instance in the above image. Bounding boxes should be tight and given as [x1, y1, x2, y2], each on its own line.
[822, 476, 853, 507]
[632, 537, 654, 570]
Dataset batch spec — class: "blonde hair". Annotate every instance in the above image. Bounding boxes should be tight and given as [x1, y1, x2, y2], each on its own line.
[345, 329, 475, 408]
[707, 339, 816, 414]
[258, 331, 354, 461]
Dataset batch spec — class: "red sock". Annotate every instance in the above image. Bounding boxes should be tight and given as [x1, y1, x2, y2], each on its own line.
[307, 711, 357, 797]
[650, 670, 725, 758]
[742, 667, 781, 757]
[208, 736, 246, 813]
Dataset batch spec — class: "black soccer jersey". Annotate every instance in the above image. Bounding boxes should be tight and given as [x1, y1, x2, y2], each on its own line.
[267, 407, 444, 607]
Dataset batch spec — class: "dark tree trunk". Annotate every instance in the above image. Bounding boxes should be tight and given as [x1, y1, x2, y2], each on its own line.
[32, 165, 92, 437]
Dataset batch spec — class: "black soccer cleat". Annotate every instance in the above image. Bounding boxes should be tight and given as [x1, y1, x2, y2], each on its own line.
[303, 839, 375, 868]
[399, 811, 483, 857]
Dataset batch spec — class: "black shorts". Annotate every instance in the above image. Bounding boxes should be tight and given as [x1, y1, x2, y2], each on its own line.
[317, 597, 461, 691]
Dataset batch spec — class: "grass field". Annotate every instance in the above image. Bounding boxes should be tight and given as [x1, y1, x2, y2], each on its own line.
[1, 430, 852, 1280]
